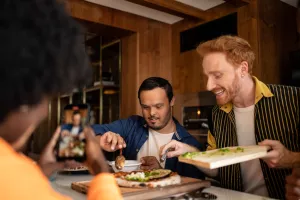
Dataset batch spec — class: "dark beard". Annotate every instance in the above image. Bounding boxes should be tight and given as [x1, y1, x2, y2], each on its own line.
[147, 107, 172, 131]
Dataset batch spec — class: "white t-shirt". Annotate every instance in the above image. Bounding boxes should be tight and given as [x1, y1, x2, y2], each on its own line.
[234, 105, 269, 197]
[70, 126, 80, 135]
[137, 129, 174, 168]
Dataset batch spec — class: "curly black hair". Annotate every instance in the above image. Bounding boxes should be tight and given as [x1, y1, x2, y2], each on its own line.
[0, 0, 91, 122]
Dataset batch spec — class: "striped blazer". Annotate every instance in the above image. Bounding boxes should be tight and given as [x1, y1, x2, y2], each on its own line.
[207, 77, 300, 199]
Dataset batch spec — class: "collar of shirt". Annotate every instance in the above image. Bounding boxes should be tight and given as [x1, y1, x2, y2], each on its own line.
[220, 76, 274, 114]
[140, 117, 191, 141]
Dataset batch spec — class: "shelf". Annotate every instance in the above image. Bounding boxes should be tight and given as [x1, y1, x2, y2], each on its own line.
[57, 34, 121, 125]
[101, 39, 120, 50]
[59, 84, 119, 97]
[91, 61, 100, 66]
[85, 84, 120, 93]
[60, 94, 71, 98]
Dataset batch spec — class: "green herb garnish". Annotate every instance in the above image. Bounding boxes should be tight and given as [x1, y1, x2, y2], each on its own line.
[236, 147, 244, 152]
[218, 148, 230, 153]
[182, 152, 200, 159]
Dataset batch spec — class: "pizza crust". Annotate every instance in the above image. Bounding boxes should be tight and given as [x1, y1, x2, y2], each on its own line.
[115, 172, 181, 188]
[63, 166, 88, 171]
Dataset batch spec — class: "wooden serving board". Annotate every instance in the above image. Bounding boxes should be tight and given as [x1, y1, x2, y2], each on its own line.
[179, 145, 269, 169]
[71, 176, 210, 200]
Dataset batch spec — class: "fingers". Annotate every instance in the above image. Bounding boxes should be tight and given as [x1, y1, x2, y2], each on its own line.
[117, 135, 126, 149]
[83, 127, 96, 140]
[102, 131, 125, 150]
[160, 140, 198, 158]
[262, 149, 279, 159]
[286, 184, 300, 197]
[286, 194, 300, 200]
[287, 173, 300, 187]
[160, 140, 178, 156]
[292, 168, 300, 177]
[111, 134, 118, 150]
[167, 150, 182, 158]
[47, 127, 61, 149]
[159, 144, 167, 156]
[258, 139, 280, 149]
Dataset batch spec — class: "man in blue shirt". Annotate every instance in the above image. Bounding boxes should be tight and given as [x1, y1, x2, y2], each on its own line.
[61, 110, 85, 140]
[92, 77, 204, 179]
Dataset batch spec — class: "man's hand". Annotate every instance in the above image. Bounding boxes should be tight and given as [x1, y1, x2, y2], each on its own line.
[84, 127, 109, 174]
[286, 168, 300, 200]
[38, 127, 81, 177]
[140, 156, 162, 170]
[61, 130, 70, 137]
[160, 140, 199, 158]
[97, 131, 126, 152]
[259, 139, 294, 168]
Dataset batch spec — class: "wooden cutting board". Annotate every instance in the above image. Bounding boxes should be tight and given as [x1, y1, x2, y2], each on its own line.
[71, 176, 210, 200]
[179, 145, 269, 169]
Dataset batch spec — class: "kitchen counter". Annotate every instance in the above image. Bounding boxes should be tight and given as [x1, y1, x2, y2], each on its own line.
[51, 173, 275, 200]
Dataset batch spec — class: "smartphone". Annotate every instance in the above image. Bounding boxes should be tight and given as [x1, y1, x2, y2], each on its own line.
[56, 104, 90, 162]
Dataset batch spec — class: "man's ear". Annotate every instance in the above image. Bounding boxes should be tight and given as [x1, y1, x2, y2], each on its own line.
[170, 96, 175, 107]
[240, 61, 249, 76]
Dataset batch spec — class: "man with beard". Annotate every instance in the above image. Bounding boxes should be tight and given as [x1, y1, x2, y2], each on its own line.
[160, 35, 300, 199]
[92, 77, 205, 179]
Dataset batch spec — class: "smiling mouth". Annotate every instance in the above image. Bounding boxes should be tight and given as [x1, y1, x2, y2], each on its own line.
[149, 118, 159, 123]
[214, 89, 225, 96]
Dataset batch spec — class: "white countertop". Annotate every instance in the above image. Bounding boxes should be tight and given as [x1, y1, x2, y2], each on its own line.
[51, 173, 275, 200]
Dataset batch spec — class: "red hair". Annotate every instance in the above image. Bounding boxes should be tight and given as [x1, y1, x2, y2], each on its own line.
[196, 35, 255, 73]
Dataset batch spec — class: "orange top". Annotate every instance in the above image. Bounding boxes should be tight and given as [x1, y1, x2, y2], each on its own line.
[0, 138, 122, 200]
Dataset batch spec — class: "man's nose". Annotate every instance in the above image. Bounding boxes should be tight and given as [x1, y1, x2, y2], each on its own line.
[150, 107, 156, 116]
[206, 78, 216, 91]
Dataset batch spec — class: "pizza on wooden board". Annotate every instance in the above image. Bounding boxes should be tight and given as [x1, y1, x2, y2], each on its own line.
[114, 169, 181, 188]
[179, 145, 269, 169]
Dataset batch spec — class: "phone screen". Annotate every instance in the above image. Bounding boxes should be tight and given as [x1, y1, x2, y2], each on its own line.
[57, 104, 90, 162]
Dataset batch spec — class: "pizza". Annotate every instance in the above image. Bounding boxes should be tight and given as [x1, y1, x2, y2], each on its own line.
[181, 146, 245, 159]
[179, 145, 268, 169]
[114, 169, 181, 188]
[63, 165, 89, 171]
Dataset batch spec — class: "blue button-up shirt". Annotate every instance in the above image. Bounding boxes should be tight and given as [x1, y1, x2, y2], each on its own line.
[92, 115, 205, 179]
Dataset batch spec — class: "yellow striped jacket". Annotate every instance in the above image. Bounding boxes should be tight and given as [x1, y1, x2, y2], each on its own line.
[207, 77, 300, 199]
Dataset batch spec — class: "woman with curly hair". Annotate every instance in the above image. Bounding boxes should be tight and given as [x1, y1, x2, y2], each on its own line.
[0, 0, 121, 199]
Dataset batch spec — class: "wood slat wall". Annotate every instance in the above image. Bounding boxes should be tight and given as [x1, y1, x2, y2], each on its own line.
[172, 0, 300, 94]
[66, 0, 172, 118]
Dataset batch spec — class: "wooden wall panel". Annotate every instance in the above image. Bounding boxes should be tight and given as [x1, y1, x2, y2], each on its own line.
[171, 4, 245, 94]
[66, 0, 173, 118]
[172, 0, 300, 95]
[121, 34, 139, 118]
[237, 1, 260, 78]
[258, 0, 299, 84]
